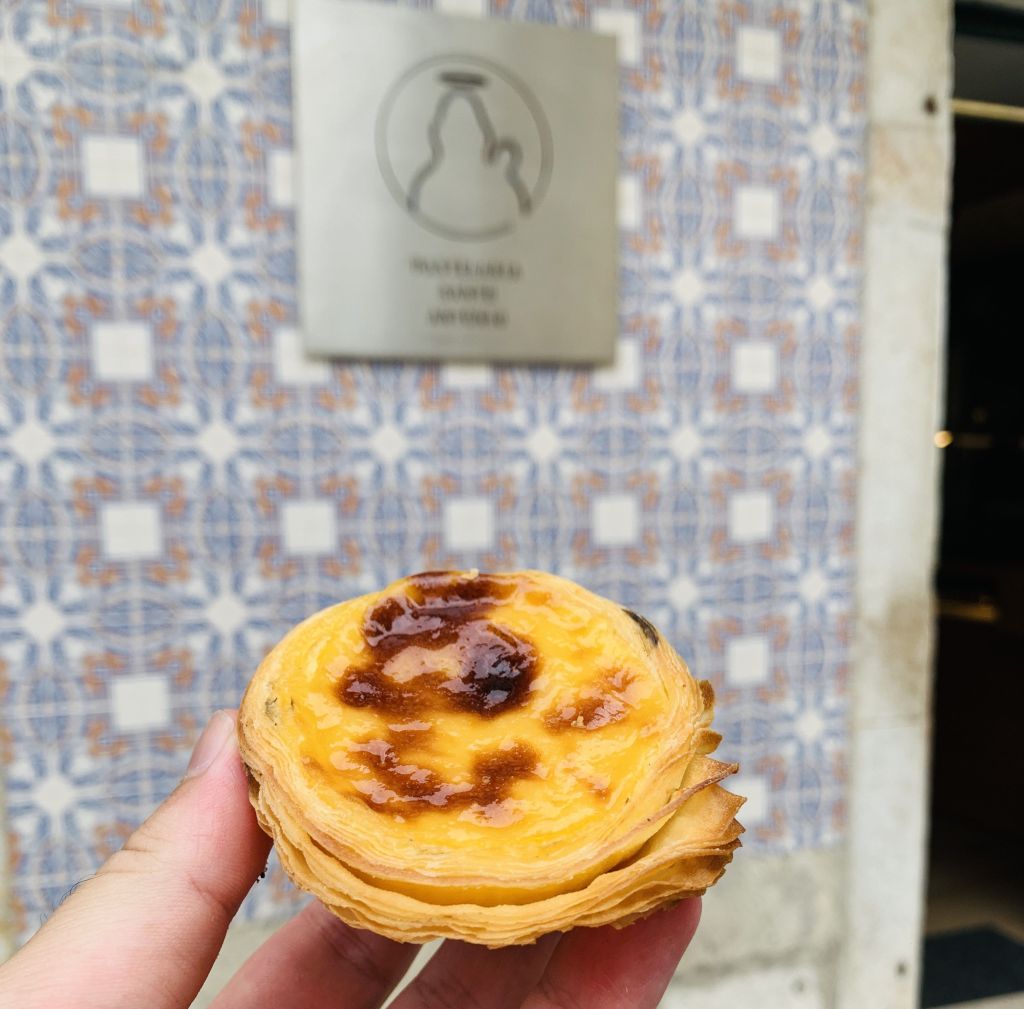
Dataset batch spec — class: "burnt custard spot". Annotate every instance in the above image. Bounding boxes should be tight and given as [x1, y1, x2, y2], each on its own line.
[624, 608, 660, 648]
[351, 736, 538, 814]
[351, 738, 452, 806]
[339, 668, 424, 718]
[451, 623, 535, 715]
[543, 669, 638, 733]
[545, 695, 628, 732]
[337, 571, 537, 719]
[470, 743, 537, 805]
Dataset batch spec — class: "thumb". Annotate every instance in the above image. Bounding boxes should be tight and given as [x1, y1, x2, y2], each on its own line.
[0, 710, 272, 1009]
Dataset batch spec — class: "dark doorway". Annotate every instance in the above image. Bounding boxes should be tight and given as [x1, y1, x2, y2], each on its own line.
[923, 5, 1024, 1006]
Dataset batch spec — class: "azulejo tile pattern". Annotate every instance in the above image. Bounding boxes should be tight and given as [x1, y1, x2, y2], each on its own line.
[0, 0, 865, 941]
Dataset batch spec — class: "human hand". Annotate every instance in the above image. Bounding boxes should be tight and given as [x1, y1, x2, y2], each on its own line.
[0, 710, 701, 1009]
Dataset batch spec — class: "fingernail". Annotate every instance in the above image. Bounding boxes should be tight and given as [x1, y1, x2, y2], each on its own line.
[186, 710, 235, 778]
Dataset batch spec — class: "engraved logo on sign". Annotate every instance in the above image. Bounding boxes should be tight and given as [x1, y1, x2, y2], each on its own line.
[376, 55, 554, 242]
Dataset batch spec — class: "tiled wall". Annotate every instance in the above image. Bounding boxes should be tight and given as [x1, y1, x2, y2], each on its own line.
[0, 0, 865, 941]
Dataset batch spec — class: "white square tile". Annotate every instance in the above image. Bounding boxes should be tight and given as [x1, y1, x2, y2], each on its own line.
[737, 26, 781, 83]
[273, 326, 330, 384]
[593, 340, 640, 390]
[184, 56, 227, 103]
[434, 0, 486, 16]
[734, 185, 779, 240]
[267, 148, 294, 207]
[100, 502, 163, 561]
[91, 321, 154, 382]
[725, 634, 770, 687]
[263, 0, 289, 25]
[111, 674, 171, 733]
[444, 498, 494, 551]
[0, 231, 43, 283]
[593, 8, 641, 65]
[22, 599, 64, 645]
[729, 772, 767, 824]
[441, 363, 492, 389]
[207, 591, 247, 636]
[81, 135, 145, 199]
[728, 489, 773, 543]
[668, 574, 698, 610]
[732, 341, 778, 393]
[282, 500, 336, 555]
[670, 424, 701, 461]
[592, 493, 639, 547]
[673, 267, 704, 305]
[618, 173, 641, 230]
[197, 420, 239, 465]
[191, 240, 233, 286]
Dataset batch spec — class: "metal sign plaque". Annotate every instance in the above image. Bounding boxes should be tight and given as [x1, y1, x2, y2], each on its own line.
[294, 0, 618, 364]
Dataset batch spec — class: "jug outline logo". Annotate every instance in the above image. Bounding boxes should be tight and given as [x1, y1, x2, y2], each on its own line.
[376, 55, 553, 242]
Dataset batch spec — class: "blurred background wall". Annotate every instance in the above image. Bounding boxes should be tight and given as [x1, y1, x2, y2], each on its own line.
[0, 0, 946, 1006]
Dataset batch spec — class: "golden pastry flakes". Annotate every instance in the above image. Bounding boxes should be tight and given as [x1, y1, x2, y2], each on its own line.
[238, 570, 744, 946]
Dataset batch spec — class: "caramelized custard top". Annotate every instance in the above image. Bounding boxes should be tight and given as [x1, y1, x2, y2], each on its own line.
[287, 571, 670, 840]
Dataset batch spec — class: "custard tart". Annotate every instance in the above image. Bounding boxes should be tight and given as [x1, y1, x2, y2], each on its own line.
[238, 570, 743, 946]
